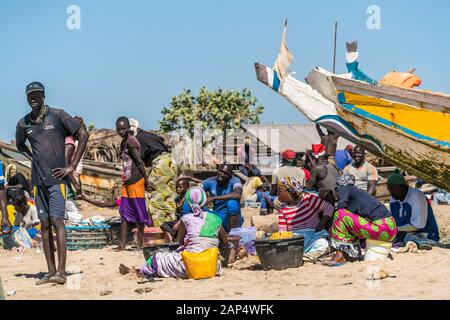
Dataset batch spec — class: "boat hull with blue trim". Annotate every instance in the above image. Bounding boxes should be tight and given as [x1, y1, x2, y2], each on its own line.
[255, 63, 386, 157]
[306, 67, 450, 190]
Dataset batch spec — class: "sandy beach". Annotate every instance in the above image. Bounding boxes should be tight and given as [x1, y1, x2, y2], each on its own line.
[1, 204, 449, 300]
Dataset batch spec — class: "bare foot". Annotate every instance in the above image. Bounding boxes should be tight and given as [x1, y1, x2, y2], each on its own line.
[113, 245, 126, 252]
[49, 273, 67, 285]
[36, 273, 55, 285]
[133, 267, 141, 278]
[331, 251, 347, 264]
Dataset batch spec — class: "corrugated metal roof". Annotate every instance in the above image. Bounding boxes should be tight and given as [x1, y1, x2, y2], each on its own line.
[242, 123, 352, 153]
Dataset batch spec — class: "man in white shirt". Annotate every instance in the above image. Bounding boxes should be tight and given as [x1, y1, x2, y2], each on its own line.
[388, 170, 439, 243]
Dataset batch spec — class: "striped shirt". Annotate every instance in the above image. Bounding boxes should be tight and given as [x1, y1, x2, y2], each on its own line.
[278, 193, 335, 231]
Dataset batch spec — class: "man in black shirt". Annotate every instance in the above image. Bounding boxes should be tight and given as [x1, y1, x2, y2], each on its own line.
[15, 82, 89, 285]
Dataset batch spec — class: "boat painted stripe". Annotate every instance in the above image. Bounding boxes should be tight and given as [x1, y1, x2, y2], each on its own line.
[338, 92, 450, 148]
[315, 114, 384, 153]
[339, 91, 450, 141]
[273, 70, 281, 92]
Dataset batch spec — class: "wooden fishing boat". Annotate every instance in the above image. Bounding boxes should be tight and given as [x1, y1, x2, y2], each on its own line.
[0, 140, 122, 202]
[306, 65, 449, 191]
[0, 141, 32, 179]
[254, 23, 450, 190]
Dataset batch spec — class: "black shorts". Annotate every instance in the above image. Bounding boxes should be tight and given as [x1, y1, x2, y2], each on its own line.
[34, 184, 68, 221]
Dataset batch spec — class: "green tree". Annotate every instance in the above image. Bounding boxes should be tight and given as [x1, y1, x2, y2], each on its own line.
[159, 86, 264, 142]
[88, 123, 96, 132]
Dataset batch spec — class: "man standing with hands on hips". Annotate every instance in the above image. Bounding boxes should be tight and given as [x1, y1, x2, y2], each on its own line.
[15, 82, 89, 285]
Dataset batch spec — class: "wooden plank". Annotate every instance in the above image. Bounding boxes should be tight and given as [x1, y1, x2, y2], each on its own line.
[333, 77, 450, 112]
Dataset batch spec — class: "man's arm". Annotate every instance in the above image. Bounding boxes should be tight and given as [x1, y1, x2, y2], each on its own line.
[70, 127, 89, 172]
[128, 145, 153, 192]
[315, 124, 325, 137]
[316, 215, 331, 232]
[218, 226, 229, 250]
[269, 184, 277, 197]
[65, 143, 75, 168]
[209, 187, 243, 202]
[367, 164, 379, 196]
[312, 195, 335, 232]
[180, 175, 203, 184]
[262, 193, 274, 208]
[306, 166, 323, 191]
[53, 126, 89, 180]
[15, 124, 33, 160]
[367, 180, 378, 196]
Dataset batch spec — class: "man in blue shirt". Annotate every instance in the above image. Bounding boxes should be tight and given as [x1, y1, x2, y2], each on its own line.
[388, 170, 439, 243]
[201, 164, 243, 232]
[1, 160, 11, 233]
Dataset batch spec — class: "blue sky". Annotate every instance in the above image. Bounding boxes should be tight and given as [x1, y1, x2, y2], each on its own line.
[1, 0, 449, 141]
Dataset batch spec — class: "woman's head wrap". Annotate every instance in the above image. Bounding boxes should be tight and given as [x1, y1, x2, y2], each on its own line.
[6, 164, 16, 181]
[185, 186, 208, 217]
[277, 176, 304, 196]
[129, 118, 140, 136]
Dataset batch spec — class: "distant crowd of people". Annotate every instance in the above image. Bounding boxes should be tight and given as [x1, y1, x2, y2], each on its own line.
[0, 81, 442, 284]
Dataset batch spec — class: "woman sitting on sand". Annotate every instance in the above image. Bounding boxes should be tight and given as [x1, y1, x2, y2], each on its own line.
[277, 177, 334, 260]
[119, 186, 228, 279]
[324, 174, 397, 266]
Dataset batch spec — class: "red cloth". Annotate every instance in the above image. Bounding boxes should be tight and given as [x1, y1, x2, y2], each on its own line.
[282, 149, 296, 161]
[312, 144, 326, 157]
[303, 169, 311, 183]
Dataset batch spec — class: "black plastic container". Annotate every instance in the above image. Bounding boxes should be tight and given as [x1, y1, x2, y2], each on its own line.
[254, 235, 305, 270]
[142, 242, 180, 260]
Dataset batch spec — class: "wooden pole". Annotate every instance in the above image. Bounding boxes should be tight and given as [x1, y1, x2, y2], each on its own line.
[333, 22, 338, 73]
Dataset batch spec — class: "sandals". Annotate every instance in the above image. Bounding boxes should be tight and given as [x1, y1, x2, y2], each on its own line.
[49, 273, 67, 285]
[36, 273, 53, 285]
[321, 260, 345, 267]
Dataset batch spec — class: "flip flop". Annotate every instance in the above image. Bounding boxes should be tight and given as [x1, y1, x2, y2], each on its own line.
[49, 273, 67, 285]
[321, 260, 345, 267]
[36, 273, 54, 285]
[416, 243, 432, 251]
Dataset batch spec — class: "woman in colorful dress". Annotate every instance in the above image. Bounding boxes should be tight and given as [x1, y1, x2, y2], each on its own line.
[277, 177, 335, 260]
[119, 186, 228, 279]
[326, 174, 397, 266]
[115, 117, 153, 251]
[129, 119, 178, 228]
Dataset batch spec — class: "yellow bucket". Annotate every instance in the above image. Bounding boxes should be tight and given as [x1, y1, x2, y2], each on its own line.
[181, 247, 218, 280]
[364, 239, 392, 262]
[269, 232, 294, 241]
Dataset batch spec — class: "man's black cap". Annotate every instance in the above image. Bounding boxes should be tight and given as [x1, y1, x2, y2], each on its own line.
[26, 82, 45, 94]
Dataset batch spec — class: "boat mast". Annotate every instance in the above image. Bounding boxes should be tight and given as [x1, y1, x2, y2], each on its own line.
[333, 22, 338, 73]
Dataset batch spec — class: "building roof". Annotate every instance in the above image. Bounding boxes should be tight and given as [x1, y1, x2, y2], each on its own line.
[242, 123, 352, 153]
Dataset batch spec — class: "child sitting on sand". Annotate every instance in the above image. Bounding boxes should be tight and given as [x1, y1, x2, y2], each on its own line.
[11, 190, 40, 243]
[159, 178, 191, 242]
